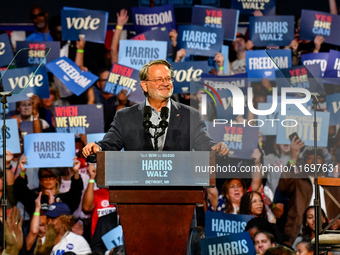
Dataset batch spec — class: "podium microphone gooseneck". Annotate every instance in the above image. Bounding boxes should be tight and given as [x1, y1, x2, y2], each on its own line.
[143, 106, 169, 151]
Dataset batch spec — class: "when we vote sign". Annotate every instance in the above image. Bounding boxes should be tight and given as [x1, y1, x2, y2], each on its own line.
[61, 7, 108, 43]
[118, 40, 167, 70]
[54, 104, 104, 134]
[207, 124, 259, 159]
[46, 57, 98, 96]
[0, 119, 20, 155]
[246, 49, 291, 80]
[177, 25, 224, 57]
[231, 0, 275, 15]
[132, 4, 176, 34]
[131, 28, 173, 56]
[249, 16, 294, 46]
[104, 63, 140, 96]
[200, 232, 256, 255]
[300, 10, 340, 46]
[326, 93, 340, 126]
[301, 53, 328, 77]
[172, 61, 209, 94]
[191, 6, 239, 41]
[24, 133, 75, 168]
[16, 41, 60, 67]
[276, 110, 330, 147]
[205, 212, 254, 237]
[1, 66, 49, 103]
[0, 33, 14, 67]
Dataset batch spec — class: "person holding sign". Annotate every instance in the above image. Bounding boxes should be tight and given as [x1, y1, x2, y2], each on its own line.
[82, 59, 229, 154]
[206, 178, 246, 213]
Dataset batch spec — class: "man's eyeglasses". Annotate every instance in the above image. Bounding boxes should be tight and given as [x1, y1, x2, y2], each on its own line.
[31, 12, 45, 20]
[144, 77, 174, 85]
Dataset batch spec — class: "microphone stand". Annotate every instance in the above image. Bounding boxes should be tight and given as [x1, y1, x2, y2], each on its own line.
[312, 94, 320, 255]
[0, 91, 12, 250]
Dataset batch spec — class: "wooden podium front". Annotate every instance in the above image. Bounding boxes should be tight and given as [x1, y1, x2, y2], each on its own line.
[97, 151, 215, 255]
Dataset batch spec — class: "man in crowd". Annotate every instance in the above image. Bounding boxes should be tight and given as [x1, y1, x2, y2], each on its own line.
[26, 6, 53, 41]
[82, 59, 229, 154]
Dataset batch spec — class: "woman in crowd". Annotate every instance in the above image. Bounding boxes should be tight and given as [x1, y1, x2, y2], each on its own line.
[293, 206, 328, 249]
[206, 178, 246, 213]
[296, 239, 314, 255]
[240, 191, 266, 218]
[14, 157, 83, 216]
[44, 202, 91, 254]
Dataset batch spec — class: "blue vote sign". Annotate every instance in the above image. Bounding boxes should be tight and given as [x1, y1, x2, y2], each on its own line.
[61, 7, 108, 43]
[1, 66, 49, 103]
[0, 33, 14, 67]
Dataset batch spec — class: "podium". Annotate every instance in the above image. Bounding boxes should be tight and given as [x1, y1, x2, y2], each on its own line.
[96, 151, 216, 255]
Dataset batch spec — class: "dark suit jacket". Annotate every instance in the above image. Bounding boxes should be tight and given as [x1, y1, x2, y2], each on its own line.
[278, 171, 340, 246]
[97, 99, 215, 151]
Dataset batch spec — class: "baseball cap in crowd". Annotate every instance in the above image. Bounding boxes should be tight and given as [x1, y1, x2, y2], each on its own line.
[303, 147, 324, 162]
[44, 202, 71, 218]
[236, 32, 246, 41]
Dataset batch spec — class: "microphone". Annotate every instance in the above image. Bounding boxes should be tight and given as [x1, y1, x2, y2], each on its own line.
[143, 106, 152, 133]
[159, 107, 169, 129]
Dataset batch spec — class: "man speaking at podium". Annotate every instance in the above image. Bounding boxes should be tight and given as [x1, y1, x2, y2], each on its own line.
[82, 59, 229, 156]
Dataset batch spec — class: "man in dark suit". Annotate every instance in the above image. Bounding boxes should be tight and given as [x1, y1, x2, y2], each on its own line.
[82, 59, 229, 156]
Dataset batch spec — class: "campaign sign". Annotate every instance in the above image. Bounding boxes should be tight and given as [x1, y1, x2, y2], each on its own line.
[214, 87, 248, 121]
[177, 25, 224, 57]
[1, 66, 49, 103]
[323, 50, 340, 84]
[61, 7, 108, 43]
[200, 232, 256, 255]
[16, 41, 60, 67]
[249, 16, 294, 46]
[54, 104, 104, 134]
[20, 122, 34, 136]
[24, 133, 74, 168]
[258, 103, 307, 135]
[0, 119, 20, 155]
[103, 63, 140, 96]
[132, 4, 176, 34]
[246, 49, 291, 80]
[300, 10, 340, 46]
[131, 28, 173, 56]
[138, 0, 220, 7]
[191, 6, 239, 41]
[207, 123, 259, 159]
[326, 93, 340, 126]
[201, 73, 248, 89]
[101, 226, 124, 250]
[276, 110, 330, 147]
[0, 33, 14, 67]
[275, 64, 324, 95]
[127, 81, 145, 104]
[205, 212, 255, 237]
[231, 0, 276, 15]
[118, 40, 167, 70]
[301, 53, 328, 77]
[86, 133, 105, 144]
[46, 57, 98, 96]
[172, 61, 210, 94]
